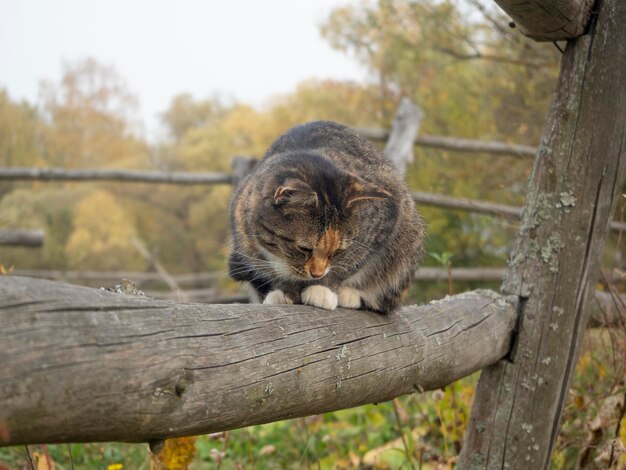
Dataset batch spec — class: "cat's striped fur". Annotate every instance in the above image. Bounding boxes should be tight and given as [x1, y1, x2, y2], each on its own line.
[228, 121, 425, 313]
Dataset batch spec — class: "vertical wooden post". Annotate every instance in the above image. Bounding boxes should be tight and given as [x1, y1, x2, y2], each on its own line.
[458, 0, 626, 468]
[384, 97, 423, 176]
[230, 156, 257, 187]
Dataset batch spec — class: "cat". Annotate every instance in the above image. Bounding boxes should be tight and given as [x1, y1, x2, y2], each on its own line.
[228, 121, 425, 314]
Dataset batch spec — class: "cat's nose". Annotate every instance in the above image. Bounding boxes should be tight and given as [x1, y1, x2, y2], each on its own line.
[306, 256, 329, 278]
[308, 261, 328, 278]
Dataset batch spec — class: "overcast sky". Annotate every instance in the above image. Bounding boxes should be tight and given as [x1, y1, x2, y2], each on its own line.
[0, 0, 367, 140]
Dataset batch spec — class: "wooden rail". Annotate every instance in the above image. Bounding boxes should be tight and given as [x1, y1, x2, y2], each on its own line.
[0, 229, 44, 247]
[0, 276, 516, 445]
[2, 167, 625, 233]
[493, 0, 594, 41]
[0, 167, 233, 185]
[356, 127, 537, 158]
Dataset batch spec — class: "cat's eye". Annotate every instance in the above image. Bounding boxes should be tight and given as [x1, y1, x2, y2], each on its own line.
[262, 240, 278, 249]
[296, 245, 313, 256]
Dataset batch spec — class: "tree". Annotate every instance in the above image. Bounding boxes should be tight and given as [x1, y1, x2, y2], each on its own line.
[40, 58, 149, 169]
[65, 190, 145, 271]
[161, 93, 223, 143]
[0, 90, 44, 168]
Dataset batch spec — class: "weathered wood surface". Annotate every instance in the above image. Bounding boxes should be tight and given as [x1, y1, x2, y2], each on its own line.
[383, 98, 424, 175]
[493, 0, 594, 41]
[0, 276, 516, 446]
[0, 229, 44, 247]
[459, 0, 626, 467]
[148, 287, 625, 328]
[357, 128, 536, 158]
[0, 167, 233, 185]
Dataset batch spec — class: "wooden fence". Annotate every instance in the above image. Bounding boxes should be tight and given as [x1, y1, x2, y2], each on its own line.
[1, 2, 626, 468]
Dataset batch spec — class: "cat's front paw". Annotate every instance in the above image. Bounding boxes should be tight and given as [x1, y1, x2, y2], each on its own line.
[301, 285, 338, 310]
[337, 287, 361, 309]
[263, 290, 293, 305]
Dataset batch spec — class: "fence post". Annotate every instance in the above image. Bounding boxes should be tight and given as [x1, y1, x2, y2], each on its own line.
[230, 156, 257, 187]
[384, 98, 423, 176]
[458, 0, 626, 467]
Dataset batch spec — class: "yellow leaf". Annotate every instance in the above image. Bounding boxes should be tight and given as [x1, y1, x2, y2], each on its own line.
[32, 452, 55, 470]
[151, 437, 197, 470]
[0, 263, 14, 275]
[575, 395, 585, 409]
[577, 353, 591, 373]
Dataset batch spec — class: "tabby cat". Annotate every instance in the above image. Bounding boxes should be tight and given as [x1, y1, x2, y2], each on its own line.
[228, 121, 425, 313]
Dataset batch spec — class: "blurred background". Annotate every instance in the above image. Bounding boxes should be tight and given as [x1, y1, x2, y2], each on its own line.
[1, 0, 624, 468]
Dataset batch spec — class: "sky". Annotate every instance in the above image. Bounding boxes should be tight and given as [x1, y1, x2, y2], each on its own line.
[0, 0, 367, 141]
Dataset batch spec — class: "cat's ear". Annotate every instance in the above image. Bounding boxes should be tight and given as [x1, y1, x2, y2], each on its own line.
[346, 176, 391, 207]
[273, 178, 318, 207]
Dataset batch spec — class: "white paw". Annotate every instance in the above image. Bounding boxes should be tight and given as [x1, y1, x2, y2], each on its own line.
[301, 285, 338, 310]
[263, 290, 293, 305]
[337, 287, 362, 309]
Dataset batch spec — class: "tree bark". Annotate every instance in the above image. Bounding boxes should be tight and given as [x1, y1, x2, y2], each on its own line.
[0, 276, 516, 446]
[493, 0, 594, 41]
[0, 229, 44, 247]
[459, 0, 626, 467]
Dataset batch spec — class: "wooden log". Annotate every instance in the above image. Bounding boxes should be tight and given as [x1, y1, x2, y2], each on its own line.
[147, 287, 624, 329]
[459, 0, 626, 467]
[356, 128, 537, 158]
[383, 98, 424, 175]
[493, 0, 594, 41]
[0, 229, 44, 247]
[143, 288, 248, 303]
[0, 276, 516, 446]
[0, 167, 233, 185]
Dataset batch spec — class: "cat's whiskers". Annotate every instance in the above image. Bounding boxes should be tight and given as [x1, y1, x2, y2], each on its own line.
[331, 250, 370, 276]
[229, 250, 290, 279]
